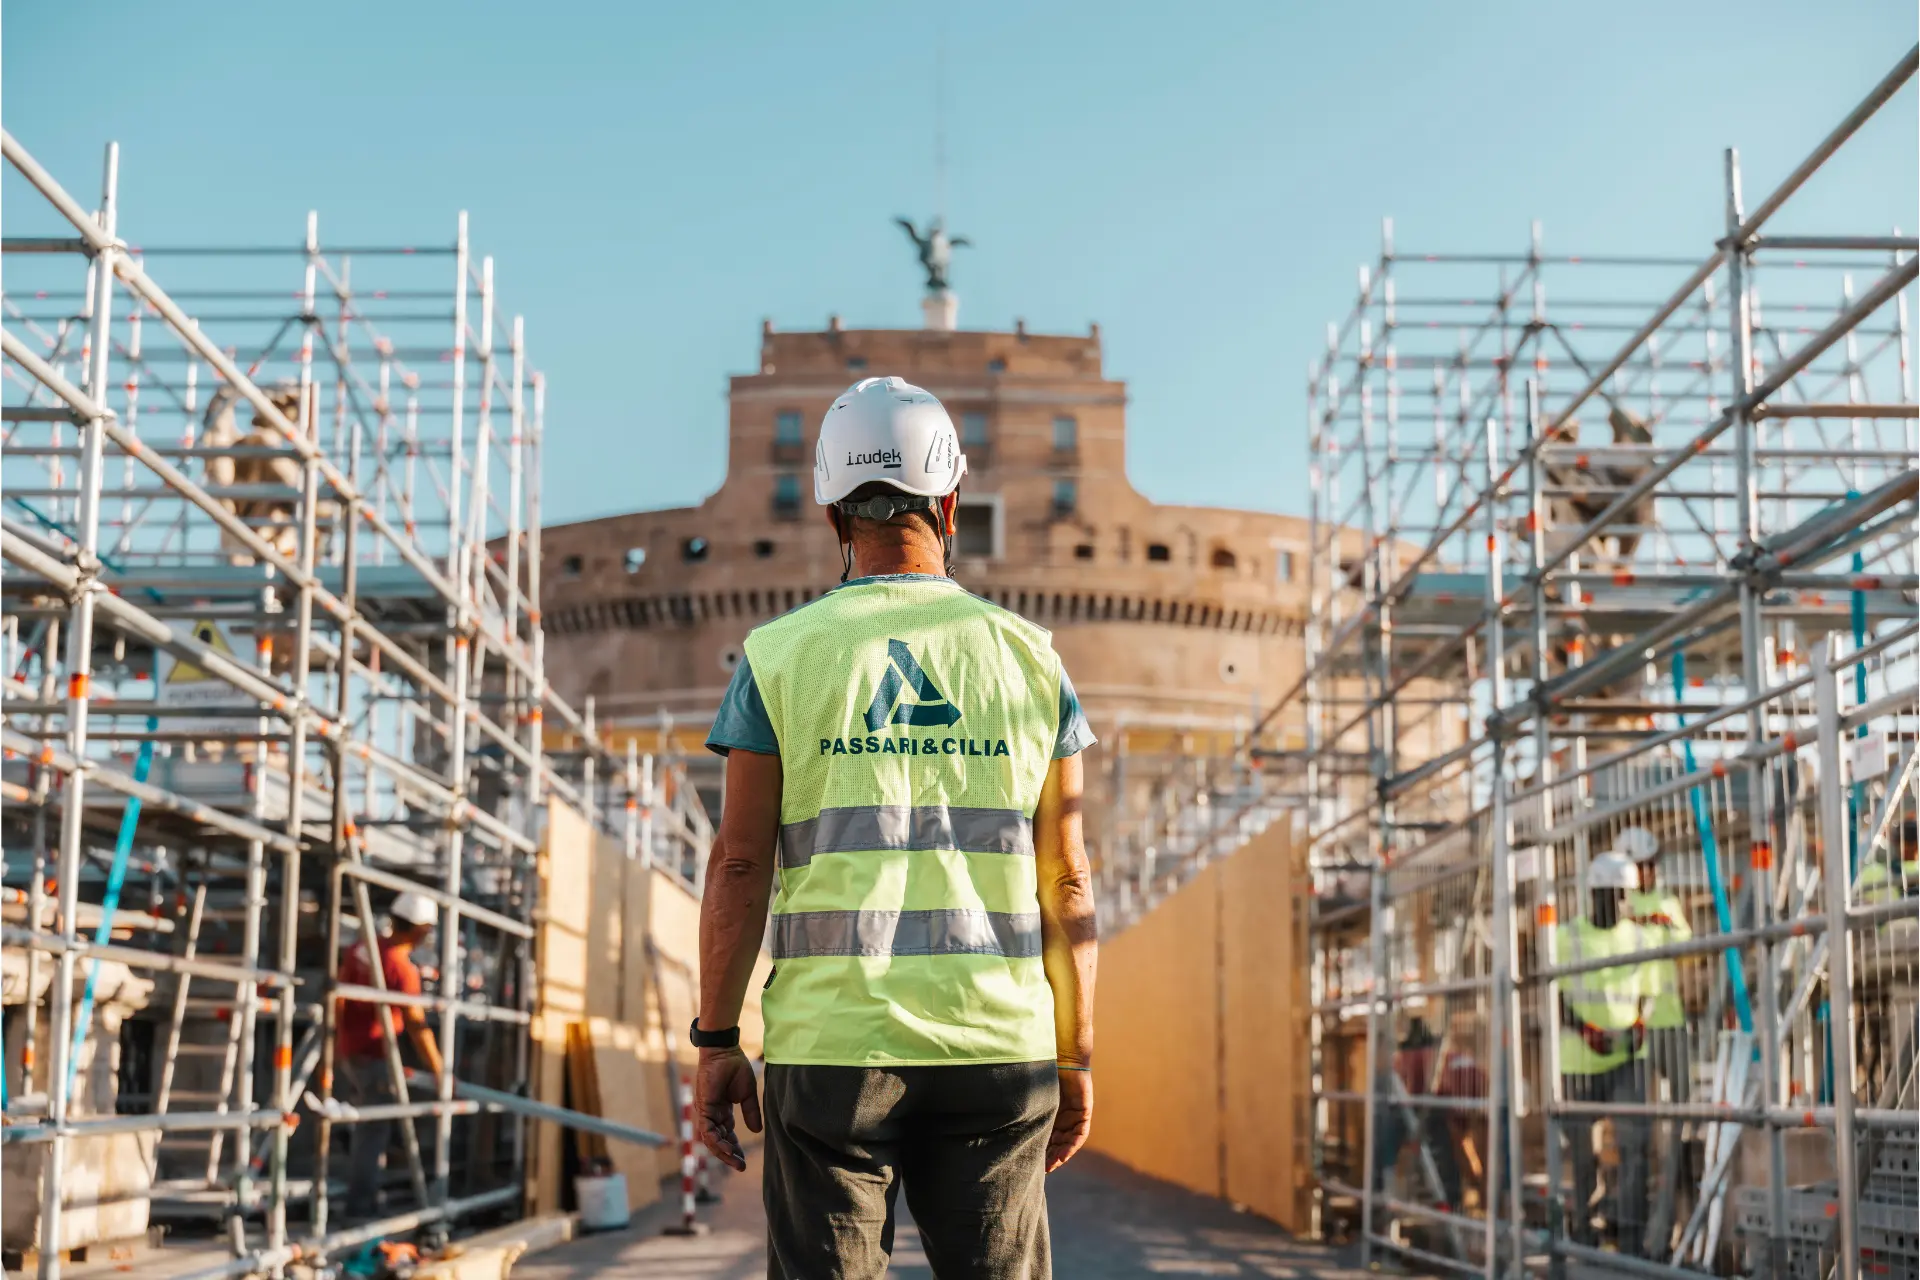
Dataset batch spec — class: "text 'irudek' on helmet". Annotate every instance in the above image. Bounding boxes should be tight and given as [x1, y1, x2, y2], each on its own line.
[813, 376, 968, 506]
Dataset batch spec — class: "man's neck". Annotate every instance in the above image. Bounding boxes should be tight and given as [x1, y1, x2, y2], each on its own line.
[851, 542, 946, 579]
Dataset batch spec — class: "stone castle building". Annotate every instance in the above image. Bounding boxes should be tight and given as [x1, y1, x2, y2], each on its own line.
[536, 315, 1316, 766]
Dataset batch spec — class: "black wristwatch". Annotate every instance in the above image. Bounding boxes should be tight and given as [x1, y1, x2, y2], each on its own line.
[688, 1018, 740, 1050]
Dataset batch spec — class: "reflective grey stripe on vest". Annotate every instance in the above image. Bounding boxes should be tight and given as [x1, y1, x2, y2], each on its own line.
[778, 805, 1033, 870]
[772, 908, 1042, 960]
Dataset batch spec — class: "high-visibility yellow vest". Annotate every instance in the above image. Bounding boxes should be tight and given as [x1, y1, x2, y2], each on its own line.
[743, 576, 1064, 1066]
[1628, 888, 1689, 1031]
[1553, 917, 1645, 1075]
[1858, 859, 1918, 907]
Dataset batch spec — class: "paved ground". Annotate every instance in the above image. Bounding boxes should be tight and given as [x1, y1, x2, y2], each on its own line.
[514, 1146, 1366, 1279]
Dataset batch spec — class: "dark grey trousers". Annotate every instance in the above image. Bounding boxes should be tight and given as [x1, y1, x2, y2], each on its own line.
[762, 1061, 1057, 1280]
[337, 1055, 397, 1221]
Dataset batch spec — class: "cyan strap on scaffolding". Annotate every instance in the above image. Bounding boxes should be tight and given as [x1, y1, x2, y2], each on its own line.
[1822, 534, 1869, 1103]
[17, 474, 181, 1099]
[64, 717, 159, 1100]
[1849, 536, 1868, 879]
[1670, 653, 1754, 1036]
[7, 494, 81, 547]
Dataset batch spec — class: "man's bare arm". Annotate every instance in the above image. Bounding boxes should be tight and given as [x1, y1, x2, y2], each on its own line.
[404, 1012, 445, 1081]
[694, 747, 782, 1170]
[698, 749, 782, 1034]
[1034, 752, 1097, 1170]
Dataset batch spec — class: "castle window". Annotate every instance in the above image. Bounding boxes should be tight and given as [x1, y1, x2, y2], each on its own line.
[623, 547, 647, 574]
[1052, 415, 1078, 452]
[775, 411, 803, 445]
[773, 473, 802, 519]
[561, 554, 583, 577]
[1073, 544, 1094, 561]
[682, 536, 710, 563]
[1051, 479, 1077, 518]
[754, 539, 776, 559]
[1278, 549, 1297, 582]
[955, 501, 997, 559]
[961, 411, 989, 448]
[847, 356, 868, 371]
[988, 357, 1007, 374]
[1146, 542, 1171, 563]
[1210, 546, 1237, 571]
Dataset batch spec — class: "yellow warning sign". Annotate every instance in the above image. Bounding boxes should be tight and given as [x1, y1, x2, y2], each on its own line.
[163, 618, 240, 686]
[155, 618, 255, 727]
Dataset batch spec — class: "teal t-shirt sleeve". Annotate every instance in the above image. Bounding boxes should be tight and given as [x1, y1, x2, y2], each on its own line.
[1055, 664, 1096, 758]
[706, 656, 778, 757]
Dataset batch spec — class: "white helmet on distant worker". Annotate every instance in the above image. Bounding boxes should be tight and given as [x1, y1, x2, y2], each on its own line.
[390, 891, 438, 928]
[1612, 827, 1660, 863]
[813, 376, 967, 506]
[1586, 852, 1638, 893]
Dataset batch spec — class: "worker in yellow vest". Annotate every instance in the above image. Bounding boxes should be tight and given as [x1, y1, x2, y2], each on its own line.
[1857, 818, 1919, 924]
[691, 376, 1099, 1278]
[1618, 826, 1690, 1255]
[1554, 851, 1651, 1254]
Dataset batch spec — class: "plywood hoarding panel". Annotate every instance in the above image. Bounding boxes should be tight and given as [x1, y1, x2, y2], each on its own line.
[1086, 820, 1310, 1232]
[1221, 822, 1310, 1232]
[1087, 858, 1223, 1196]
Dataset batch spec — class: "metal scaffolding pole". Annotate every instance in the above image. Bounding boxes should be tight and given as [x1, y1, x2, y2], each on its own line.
[36, 142, 118, 1280]
[1813, 640, 1861, 1280]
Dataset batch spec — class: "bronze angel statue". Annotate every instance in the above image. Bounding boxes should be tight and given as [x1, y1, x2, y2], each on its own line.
[896, 217, 970, 293]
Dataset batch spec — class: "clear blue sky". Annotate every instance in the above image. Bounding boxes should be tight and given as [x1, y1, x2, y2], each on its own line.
[6, 3, 1915, 522]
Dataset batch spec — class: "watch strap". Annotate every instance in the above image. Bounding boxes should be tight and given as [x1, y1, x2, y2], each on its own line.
[688, 1018, 740, 1050]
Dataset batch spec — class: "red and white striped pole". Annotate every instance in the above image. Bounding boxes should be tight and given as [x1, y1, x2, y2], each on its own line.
[695, 1142, 716, 1204]
[662, 1070, 708, 1236]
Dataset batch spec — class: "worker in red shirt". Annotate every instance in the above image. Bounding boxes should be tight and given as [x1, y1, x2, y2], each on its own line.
[1371, 1016, 1464, 1209]
[336, 892, 445, 1220]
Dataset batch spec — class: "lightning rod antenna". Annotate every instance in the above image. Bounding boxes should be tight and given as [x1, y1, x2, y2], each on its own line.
[935, 18, 948, 223]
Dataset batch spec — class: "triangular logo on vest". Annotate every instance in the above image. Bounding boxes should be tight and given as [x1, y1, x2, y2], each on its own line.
[863, 639, 962, 730]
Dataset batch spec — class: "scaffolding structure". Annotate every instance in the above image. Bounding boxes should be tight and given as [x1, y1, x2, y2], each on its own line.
[1092, 723, 1296, 931]
[0, 135, 673, 1278]
[1278, 47, 1920, 1280]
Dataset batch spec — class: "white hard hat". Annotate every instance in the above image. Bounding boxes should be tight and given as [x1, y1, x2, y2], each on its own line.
[1587, 852, 1638, 892]
[813, 376, 967, 506]
[390, 891, 438, 928]
[1613, 827, 1660, 863]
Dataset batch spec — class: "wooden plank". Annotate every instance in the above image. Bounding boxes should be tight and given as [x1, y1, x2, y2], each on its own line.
[563, 1022, 610, 1169]
[583, 827, 629, 1022]
[586, 1018, 665, 1212]
[527, 799, 593, 1217]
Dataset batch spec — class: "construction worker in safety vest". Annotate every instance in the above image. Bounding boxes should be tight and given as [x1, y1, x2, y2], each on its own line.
[1617, 826, 1691, 1255]
[1857, 818, 1919, 925]
[1554, 851, 1652, 1254]
[692, 376, 1099, 1279]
